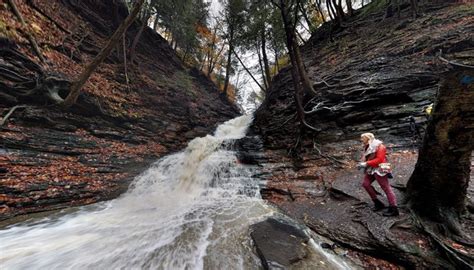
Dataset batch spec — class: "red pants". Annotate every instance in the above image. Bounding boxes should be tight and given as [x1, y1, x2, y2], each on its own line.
[362, 173, 397, 206]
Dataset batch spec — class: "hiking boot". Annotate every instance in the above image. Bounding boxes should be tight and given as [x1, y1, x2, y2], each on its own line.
[383, 206, 399, 217]
[371, 199, 385, 212]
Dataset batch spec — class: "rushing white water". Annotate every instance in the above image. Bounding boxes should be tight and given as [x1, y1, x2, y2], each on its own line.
[0, 115, 350, 270]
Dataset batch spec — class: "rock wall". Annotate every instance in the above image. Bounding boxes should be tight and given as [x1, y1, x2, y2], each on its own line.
[250, 3, 473, 267]
[253, 2, 473, 149]
[0, 0, 239, 220]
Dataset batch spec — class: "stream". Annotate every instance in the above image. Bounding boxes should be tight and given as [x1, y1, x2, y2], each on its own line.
[0, 115, 352, 270]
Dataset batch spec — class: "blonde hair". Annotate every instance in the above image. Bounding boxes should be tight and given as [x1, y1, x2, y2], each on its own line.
[361, 132, 375, 142]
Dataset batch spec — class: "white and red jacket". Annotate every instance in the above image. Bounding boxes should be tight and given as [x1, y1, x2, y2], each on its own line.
[363, 139, 390, 176]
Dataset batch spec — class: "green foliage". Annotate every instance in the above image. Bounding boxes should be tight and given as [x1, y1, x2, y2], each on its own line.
[221, 0, 247, 42]
[155, 70, 196, 97]
[153, 0, 210, 55]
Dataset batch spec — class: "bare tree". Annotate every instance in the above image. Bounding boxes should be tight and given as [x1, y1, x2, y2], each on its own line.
[63, 0, 145, 107]
[271, 0, 319, 134]
[129, 2, 151, 64]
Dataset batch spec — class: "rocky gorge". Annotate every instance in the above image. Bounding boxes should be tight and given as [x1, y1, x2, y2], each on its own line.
[0, 0, 473, 269]
[249, 1, 473, 268]
[0, 0, 239, 221]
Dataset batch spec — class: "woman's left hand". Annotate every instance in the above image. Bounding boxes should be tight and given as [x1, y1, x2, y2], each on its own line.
[357, 162, 367, 170]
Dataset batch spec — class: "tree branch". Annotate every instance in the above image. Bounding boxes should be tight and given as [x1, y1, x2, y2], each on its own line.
[62, 0, 145, 107]
[438, 53, 474, 69]
[7, 0, 46, 63]
[0, 105, 27, 126]
[231, 48, 266, 92]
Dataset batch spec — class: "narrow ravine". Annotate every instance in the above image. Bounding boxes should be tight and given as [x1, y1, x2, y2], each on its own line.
[0, 115, 351, 270]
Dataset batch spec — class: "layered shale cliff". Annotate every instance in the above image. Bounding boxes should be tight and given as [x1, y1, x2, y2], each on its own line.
[0, 0, 239, 220]
[254, 3, 472, 148]
[250, 2, 473, 268]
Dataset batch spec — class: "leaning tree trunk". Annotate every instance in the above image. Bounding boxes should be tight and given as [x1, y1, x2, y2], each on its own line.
[293, 36, 316, 96]
[63, 0, 145, 108]
[326, 0, 336, 21]
[276, 0, 318, 133]
[7, 0, 46, 63]
[261, 29, 272, 88]
[345, 0, 353, 16]
[406, 66, 474, 225]
[223, 27, 234, 96]
[129, 7, 150, 65]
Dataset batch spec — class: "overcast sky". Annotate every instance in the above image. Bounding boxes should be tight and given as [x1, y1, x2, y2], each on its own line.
[206, 0, 368, 113]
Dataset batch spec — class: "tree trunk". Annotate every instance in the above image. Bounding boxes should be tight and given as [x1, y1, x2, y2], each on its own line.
[122, 35, 129, 87]
[385, 0, 401, 19]
[279, 1, 304, 122]
[406, 67, 474, 224]
[113, 0, 122, 59]
[129, 9, 149, 64]
[261, 28, 272, 86]
[231, 48, 265, 92]
[273, 39, 280, 72]
[223, 27, 234, 96]
[345, 0, 353, 16]
[335, 0, 345, 22]
[63, 0, 145, 107]
[209, 43, 224, 76]
[7, 0, 46, 63]
[292, 37, 316, 96]
[298, 1, 313, 31]
[207, 24, 220, 76]
[276, 0, 318, 132]
[326, 0, 336, 21]
[256, 43, 268, 89]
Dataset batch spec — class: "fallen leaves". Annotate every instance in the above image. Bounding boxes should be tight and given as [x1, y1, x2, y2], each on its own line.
[0, 123, 167, 218]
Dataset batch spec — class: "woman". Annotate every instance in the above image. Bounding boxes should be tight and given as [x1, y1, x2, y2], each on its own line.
[357, 133, 399, 217]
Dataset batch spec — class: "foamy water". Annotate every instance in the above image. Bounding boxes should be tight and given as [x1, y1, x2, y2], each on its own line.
[0, 115, 351, 270]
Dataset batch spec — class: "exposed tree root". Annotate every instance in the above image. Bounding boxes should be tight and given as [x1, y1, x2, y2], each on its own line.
[312, 140, 347, 167]
[439, 50, 474, 69]
[412, 212, 474, 269]
[265, 113, 297, 132]
[0, 43, 71, 104]
[0, 105, 27, 126]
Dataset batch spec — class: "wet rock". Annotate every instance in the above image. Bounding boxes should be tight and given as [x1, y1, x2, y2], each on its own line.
[90, 130, 125, 140]
[0, 0, 239, 221]
[320, 242, 333, 249]
[252, 5, 472, 149]
[235, 135, 266, 165]
[250, 217, 310, 269]
[252, 3, 473, 268]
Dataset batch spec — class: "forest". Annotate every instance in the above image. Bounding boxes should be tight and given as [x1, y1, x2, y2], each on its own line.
[0, 0, 473, 269]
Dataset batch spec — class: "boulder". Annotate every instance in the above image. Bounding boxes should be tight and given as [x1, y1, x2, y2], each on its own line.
[250, 217, 310, 269]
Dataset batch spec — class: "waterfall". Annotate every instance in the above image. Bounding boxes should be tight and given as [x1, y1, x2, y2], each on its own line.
[0, 115, 350, 270]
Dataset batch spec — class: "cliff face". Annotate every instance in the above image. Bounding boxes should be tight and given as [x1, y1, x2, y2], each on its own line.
[249, 3, 473, 267]
[0, 0, 239, 220]
[253, 3, 473, 149]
